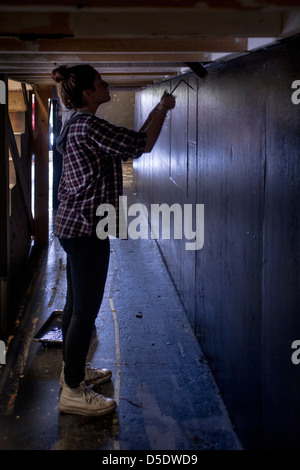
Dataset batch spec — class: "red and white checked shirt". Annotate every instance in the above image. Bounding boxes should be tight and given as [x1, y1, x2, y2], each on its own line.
[54, 113, 146, 239]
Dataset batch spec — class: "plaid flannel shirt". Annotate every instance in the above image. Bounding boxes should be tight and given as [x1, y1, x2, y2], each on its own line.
[54, 114, 147, 239]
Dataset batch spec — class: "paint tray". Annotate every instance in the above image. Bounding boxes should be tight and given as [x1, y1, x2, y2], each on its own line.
[33, 310, 63, 346]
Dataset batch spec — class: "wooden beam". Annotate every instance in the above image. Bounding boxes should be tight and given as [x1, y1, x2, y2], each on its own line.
[0, 9, 289, 38]
[8, 118, 33, 231]
[0, 0, 223, 6]
[0, 0, 298, 7]
[0, 53, 211, 64]
[9, 77, 162, 89]
[0, 61, 184, 73]
[0, 37, 248, 53]
[34, 85, 51, 244]
[7, 72, 179, 81]
[4, 68, 180, 80]
[2, 69, 183, 87]
[8, 91, 26, 112]
[21, 83, 34, 155]
[0, 74, 9, 338]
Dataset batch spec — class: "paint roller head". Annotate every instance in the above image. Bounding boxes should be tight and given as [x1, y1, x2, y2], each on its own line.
[185, 62, 208, 79]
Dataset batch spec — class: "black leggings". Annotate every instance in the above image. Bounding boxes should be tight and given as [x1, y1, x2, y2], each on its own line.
[59, 235, 110, 388]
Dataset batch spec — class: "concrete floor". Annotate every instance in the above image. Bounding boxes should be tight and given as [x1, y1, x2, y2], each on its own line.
[0, 164, 242, 451]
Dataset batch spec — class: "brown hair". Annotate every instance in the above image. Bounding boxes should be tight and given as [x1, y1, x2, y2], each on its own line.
[52, 65, 98, 109]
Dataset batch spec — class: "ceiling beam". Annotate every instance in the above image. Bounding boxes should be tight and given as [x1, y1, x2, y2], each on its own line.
[0, 53, 212, 64]
[6, 72, 179, 81]
[6, 72, 183, 87]
[0, 9, 288, 38]
[1, 1, 299, 89]
[0, 63, 184, 74]
[0, 37, 248, 54]
[0, 0, 298, 8]
[0, 59, 187, 71]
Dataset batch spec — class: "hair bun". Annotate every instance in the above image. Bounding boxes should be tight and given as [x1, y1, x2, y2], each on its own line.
[52, 66, 70, 83]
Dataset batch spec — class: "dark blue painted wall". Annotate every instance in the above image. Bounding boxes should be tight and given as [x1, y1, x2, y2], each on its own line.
[133, 36, 300, 449]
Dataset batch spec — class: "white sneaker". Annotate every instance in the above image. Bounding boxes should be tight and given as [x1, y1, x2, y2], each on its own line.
[59, 381, 116, 416]
[59, 363, 112, 388]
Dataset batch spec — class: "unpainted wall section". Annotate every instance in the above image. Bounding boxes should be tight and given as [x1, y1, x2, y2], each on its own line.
[9, 111, 32, 300]
[133, 36, 300, 449]
[7, 89, 32, 333]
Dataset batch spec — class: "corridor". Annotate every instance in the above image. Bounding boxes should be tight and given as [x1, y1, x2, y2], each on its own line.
[0, 165, 241, 451]
[0, 0, 299, 451]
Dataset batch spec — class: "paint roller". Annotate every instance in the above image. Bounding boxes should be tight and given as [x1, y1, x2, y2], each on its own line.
[184, 62, 208, 79]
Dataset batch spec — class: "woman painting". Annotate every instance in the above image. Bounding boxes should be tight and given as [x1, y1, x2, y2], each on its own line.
[52, 64, 175, 416]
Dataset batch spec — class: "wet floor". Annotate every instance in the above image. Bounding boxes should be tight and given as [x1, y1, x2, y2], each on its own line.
[0, 164, 242, 451]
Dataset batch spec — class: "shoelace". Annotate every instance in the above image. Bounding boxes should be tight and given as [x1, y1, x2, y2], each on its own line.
[83, 385, 106, 405]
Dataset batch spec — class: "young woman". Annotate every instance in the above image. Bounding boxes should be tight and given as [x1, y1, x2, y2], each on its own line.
[52, 64, 175, 416]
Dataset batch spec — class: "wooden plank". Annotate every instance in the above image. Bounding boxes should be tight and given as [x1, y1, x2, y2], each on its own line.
[0, 9, 286, 38]
[21, 83, 34, 153]
[0, 54, 210, 64]
[8, 91, 26, 112]
[0, 0, 298, 6]
[4, 71, 180, 86]
[7, 73, 173, 84]
[6, 72, 178, 81]
[0, 74, 9, 338]
[0, 0, 234, 6]
[34, 85, 51, 244]
[0, 37, 248, 53]
[8, 118, 33, 231]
